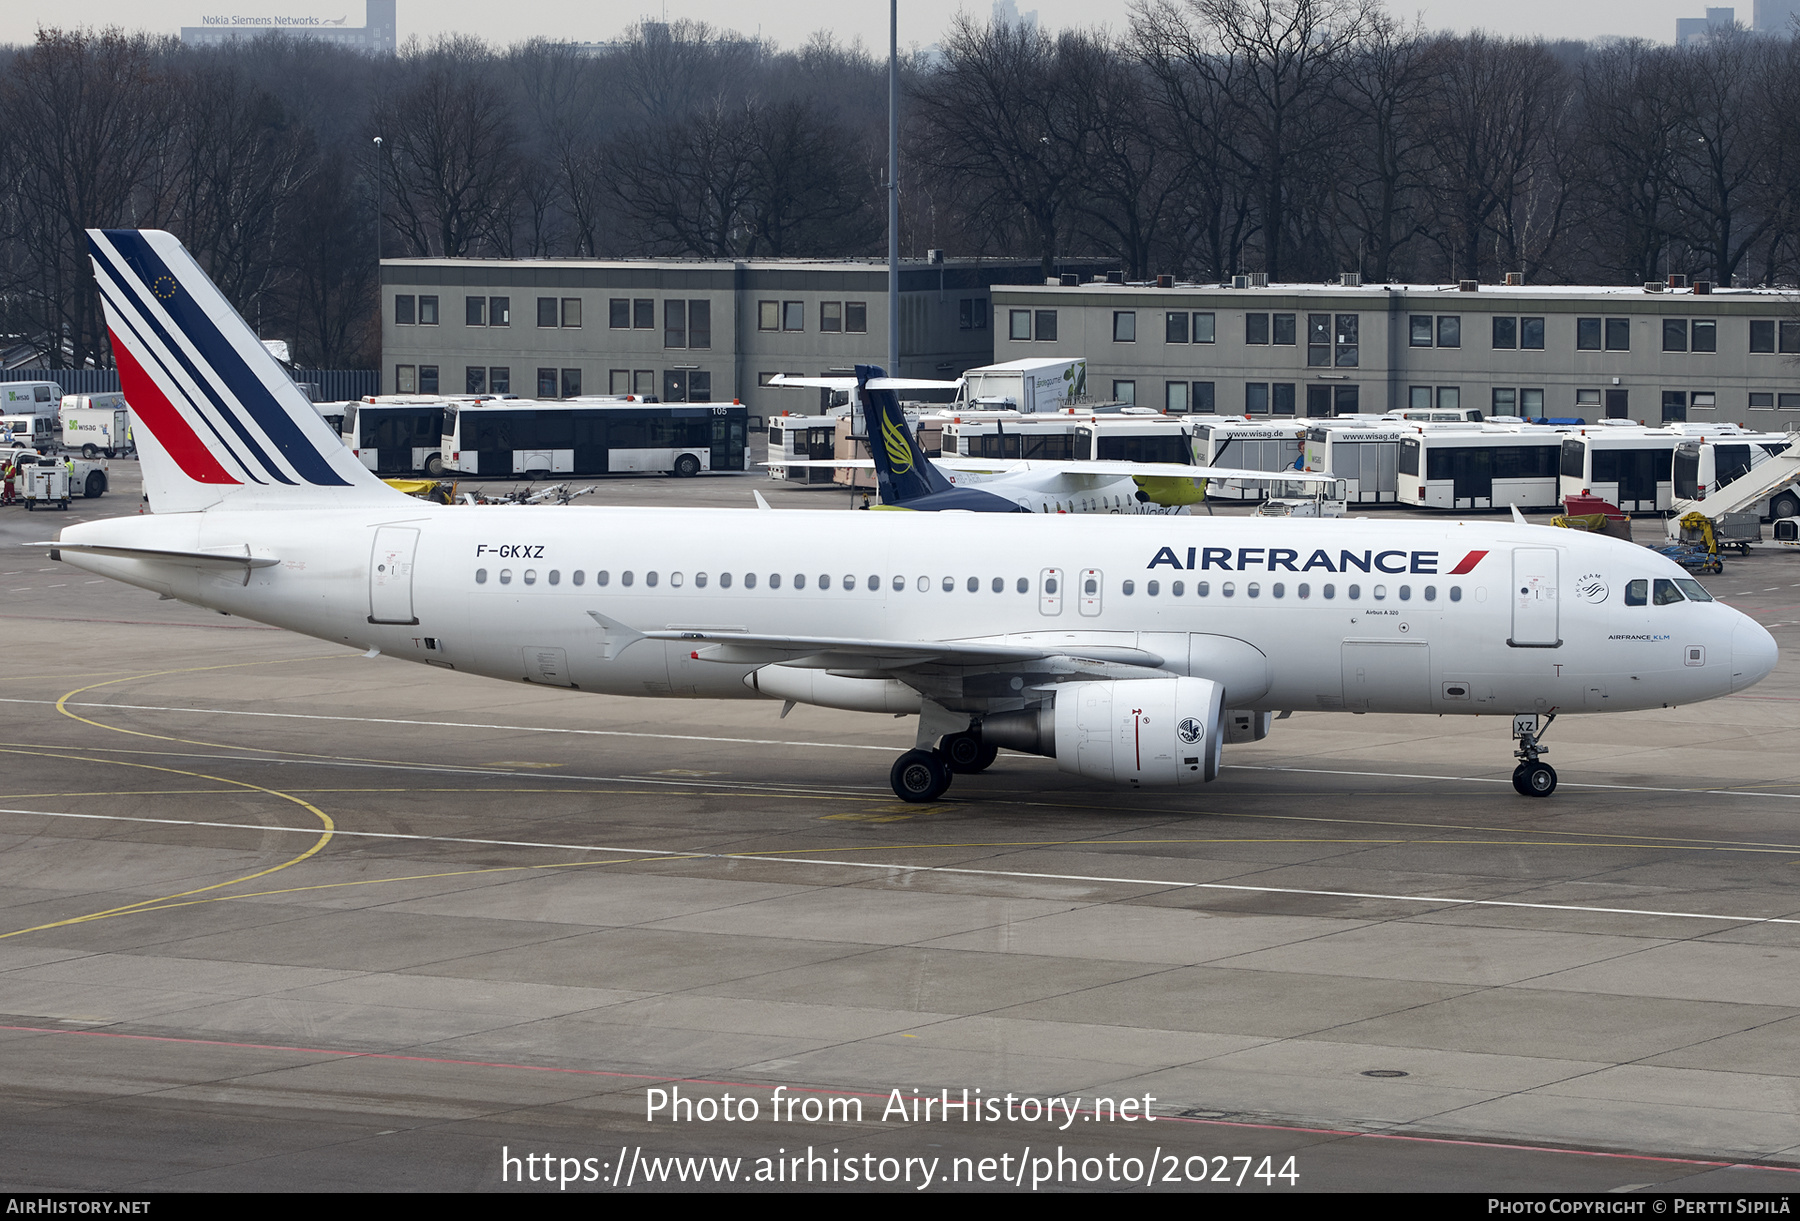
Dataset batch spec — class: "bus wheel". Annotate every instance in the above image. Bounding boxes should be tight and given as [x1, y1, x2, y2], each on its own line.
[81, 444, 98, 459]
[674, 454, 701, 478]
[1772, 492, 1800, 520]
[425, 454, 445, 478]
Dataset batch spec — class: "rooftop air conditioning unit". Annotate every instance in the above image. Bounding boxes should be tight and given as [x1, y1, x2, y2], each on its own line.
[1458, 280, 1479, 292]
[1505, 272, 1524, 286]
[1668, 273, 1687, 289]
[1060, 273, 1079, 286]
[927, 248, 945, 265]
[1232, 274, 1250, 290]
[1106, 271, 1124, 285]
[1156, 274, 1174, 288]
[1694, 280, 1713, 295]
[1248, 272, 1269, 288]
[1644, 282, 1665, 293]
[1340, 272, 1362, 287]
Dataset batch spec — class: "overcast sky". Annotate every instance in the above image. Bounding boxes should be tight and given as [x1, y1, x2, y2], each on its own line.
[0, 1, 1720, 52]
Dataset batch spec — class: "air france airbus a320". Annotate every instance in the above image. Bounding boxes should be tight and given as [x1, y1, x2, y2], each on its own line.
[46, 230, 1777, 803]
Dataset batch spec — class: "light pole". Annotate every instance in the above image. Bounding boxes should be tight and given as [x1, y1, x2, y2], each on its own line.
[887, 0, 899, 377]
[372, 136, 384, 265]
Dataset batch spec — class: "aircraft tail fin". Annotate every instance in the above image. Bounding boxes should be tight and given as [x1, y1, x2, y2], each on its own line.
[857, 363, 953, 505]
[87, 229, 403, 513]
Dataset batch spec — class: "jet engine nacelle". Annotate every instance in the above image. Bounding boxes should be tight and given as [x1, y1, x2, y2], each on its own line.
[984, 677, 1224, 786]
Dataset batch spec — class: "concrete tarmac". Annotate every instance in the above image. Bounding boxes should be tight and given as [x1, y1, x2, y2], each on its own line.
[1, 462, 1798, 1193]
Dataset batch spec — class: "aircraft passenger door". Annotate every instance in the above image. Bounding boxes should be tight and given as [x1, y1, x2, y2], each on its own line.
[1078, 569, 1103, 616]
[1509, 547, 1560, 648]
[369, 527, 421, 625]
[1039, 567, 1065, 616]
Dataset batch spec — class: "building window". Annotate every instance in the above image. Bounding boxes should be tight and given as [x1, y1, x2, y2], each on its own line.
[1246, 382, 1269, 414]
[1272, 313, 1296, 345]
[1751, 392, 1775, 409]
[394, 295, 415, 325]
[1691, 391, 1716, 411]
[1521, 317, 1544, 349]
[1010, 309, 1031, 341]
[1193, 312, 1216, 343]
[611, 369, 631, 395]
[538, 368, 557, 397]
[1493, 317, 1516, 349]
[1194, 382, 1216, 412]
[1410, 315, 1433, 347]
[690, 301, 710, 349]
[561, 298, 582, 328]
[1112, 379, 1134, 404]
[418, 296, 438, 325]
[1166, 312, 1189, 344]
[562, 368, 581, 398]
[1307, 385, 1332, 416]
[1605, 317, 1630, 351]
[1113, 311, 1136, 342]
[1035, 310, 1058, 341]
[1409, 386, 1433, 410]
[821, 301, 842, 333]
[466, 366, 486, 394]
[665, 300, 687, 348]
[610, 299, 630, 329]
[490, 367, 510, 394]
[538, 297, 558, 328]
[690, 371, 712, 402]
[782, 301, 804, 331]
[490, 297, 510, 327]
[1784, 320, 1800, 354]
[1520, 388, 1543, 414]
[1307, 314, 1331, 366]
[1663, 390, 1687, 422]
[1336, 315, 1360, 366]
[419, 365, 439, 393]
[1692, 319, 1716, 352]
[1782, 393, 1800, 409]
[1335, 386, 1361, 414]
[1663, 318, 1688, 352]
[1577, 317, 1602, 350]
[1492, 387, 1516, 413]
[759, 300, 779, 332]
[631, 299, 652, 329]
[634, 370, 655, 397]
[1272, 383, 1296, 415]
[846, 301, 868, 332]
[1576, 388, 1601, 409]
[663, 371, 687, 403]
[1435, 316, 1459, 349]
[395, 364, 416, 393]
[466, 296, 487, 327]
[1752, 319, 1776, 353]
[1247, 313, 1270, 345]
[1166, 380, 1188, 411]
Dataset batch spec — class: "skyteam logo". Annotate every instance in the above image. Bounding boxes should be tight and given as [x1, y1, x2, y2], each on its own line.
[1177, 717, 1204, 745]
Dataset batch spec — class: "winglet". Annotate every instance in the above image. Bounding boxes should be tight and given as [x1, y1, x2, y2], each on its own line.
[587, 610, 646, 660]
[1510, 504, 1528, 526]
[753, 490, 774, 511]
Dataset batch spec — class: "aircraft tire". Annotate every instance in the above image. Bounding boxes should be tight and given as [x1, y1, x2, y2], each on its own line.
[891, 749, 951, 802]
[1522, 763, 1557, 798]
[1511, 764, 1531, 795]
[940, 731, 997, 774]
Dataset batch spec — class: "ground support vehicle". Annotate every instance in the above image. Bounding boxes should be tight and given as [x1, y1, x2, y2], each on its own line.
[24, 460, 70, 510]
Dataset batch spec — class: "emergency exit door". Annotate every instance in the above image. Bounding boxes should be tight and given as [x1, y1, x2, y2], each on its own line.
[369, 526, 420, 625]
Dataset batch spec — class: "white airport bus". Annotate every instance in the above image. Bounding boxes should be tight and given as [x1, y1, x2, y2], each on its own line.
[1189, 420, 1308, 501]
[1557, 424, 1790, 516]
[443, 399, 749, 478]
[939, 413, 1078, 461]
[342, 396, 455, 476]
[1397, 425, 1565, 510]
[60, 392, 132, 458]
[1076, 414, 1192, 464]
[767, 414, 840, 484]
[1303, 422, 1408, 505]
[1672, 433, 1797, 519]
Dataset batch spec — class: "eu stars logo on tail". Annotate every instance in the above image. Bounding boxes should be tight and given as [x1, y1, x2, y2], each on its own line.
[86, 229, 400, 513]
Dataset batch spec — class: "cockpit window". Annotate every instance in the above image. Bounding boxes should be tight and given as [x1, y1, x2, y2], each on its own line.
[1653, 578, 1686, 606]
[1674, 579, 1714, 602]
[1625, 580, 1647, 607]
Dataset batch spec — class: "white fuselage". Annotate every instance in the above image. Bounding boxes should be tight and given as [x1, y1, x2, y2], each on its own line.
[55, 506, 1774, 719]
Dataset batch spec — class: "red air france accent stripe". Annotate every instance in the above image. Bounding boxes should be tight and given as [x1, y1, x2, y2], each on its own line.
[1449, 550, 1489, 575]
[110, 331, 240, 485]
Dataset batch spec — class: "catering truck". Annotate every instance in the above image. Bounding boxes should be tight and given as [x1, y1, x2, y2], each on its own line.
[60, 392, 133, 458]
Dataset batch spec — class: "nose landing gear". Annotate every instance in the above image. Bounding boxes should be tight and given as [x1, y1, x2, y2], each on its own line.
[1510, 713, 1558, 798]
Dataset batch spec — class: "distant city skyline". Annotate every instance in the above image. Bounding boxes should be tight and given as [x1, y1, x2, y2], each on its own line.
[0, 1, 1764, 52]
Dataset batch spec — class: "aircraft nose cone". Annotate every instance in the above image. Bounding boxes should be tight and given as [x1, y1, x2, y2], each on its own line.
[1731, 615, 1779, 693]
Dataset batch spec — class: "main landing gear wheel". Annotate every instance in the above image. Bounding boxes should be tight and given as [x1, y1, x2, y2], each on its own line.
[890, 749, 952, 802]
[940, 731, 999, 774]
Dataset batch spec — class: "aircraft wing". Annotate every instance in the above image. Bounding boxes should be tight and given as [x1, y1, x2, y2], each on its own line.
[589, 614, 1163, 670]
[761, 459, 875, 469]
[933, 458, 1341, 484]
[766, 375, 961, 392]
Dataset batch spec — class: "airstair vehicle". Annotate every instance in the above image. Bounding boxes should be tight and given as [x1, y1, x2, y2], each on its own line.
[1666, 429, 1800, 545]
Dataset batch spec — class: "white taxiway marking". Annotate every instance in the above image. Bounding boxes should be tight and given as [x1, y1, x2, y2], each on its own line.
[1, 806, 1796, 928]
